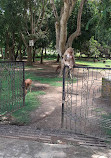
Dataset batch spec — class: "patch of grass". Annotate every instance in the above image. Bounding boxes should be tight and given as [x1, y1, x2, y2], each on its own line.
[76, 59, 111, 68]
[0, 69, 25, 113]
[101, 114, 111, 136]
[12, 91, 45, 124]
[36, 77, 63, 86]
[25, 71, 63, 87]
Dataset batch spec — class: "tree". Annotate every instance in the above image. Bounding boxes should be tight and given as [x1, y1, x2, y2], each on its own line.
[68, 1, 96, 53]
[0, 0, 25, 60]
[34, 31, 49, 63]
[50, 0, 87, 57]
[21, 0, 49, 65]
[86, 0, 111, 49]
[89, 36, 101, 58]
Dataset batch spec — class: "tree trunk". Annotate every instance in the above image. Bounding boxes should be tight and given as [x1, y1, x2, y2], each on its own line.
[45, 48, 47, 58]
[9, 49, 13, 61]
[21, 33, 33, 65]
[50, 0, 86, 76]
[4, 35, 9, 59]
[40, 48, 44, 64]
[27, 47, 33, 66]
[50, 0, 86, 56]
[4, 48, 8, 59]
[9, 45, 15, 61]
[23, 49, 26, 56]
[55, 22, 61, 55]
[59, 2, 71, 55]
[19, 47, 22, 61]
[56, 54, 60, 62]
[33, 49, 35, 62]
[0, 48, 4, 59]
[15, 49, 19, 60]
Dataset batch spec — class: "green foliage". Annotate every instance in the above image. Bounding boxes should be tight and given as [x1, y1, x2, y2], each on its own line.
[68, 1, 95, 52]
[0, 0, 110, 60]
[89, 36, 101, 57]
[35, 31, 49, 49]
[86, 0, 111, 47]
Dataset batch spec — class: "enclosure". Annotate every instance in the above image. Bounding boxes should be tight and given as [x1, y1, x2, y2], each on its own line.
[0, 61, 25, 114]
[1, 61, 111, 144]
[62, 66, 111, 141]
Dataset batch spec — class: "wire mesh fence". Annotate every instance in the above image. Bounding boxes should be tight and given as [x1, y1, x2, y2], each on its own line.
[62, 66, 111, 141]
[0, 61, 25, 114]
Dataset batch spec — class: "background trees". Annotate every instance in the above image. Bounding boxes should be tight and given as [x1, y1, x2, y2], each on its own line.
[0, 0, 110, 63]
[50, 0, 87, 56]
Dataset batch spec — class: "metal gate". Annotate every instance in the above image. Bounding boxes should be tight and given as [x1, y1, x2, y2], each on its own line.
[62, 66, 111, 141]
[0, 61, 25, 114]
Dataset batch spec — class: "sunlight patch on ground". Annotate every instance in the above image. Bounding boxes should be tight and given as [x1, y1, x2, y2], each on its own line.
[91, 150, 111, 158]
[37, 68, 44, 70]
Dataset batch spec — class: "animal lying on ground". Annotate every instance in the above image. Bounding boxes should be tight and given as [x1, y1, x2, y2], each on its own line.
[25, 79, 32, 95]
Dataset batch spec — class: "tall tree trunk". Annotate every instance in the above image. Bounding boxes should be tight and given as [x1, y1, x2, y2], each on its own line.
[0, 48, 4, 59]
[9, 45, 15, 61]
[4, 47, 8, 59]
[55, 22, 61, 55]
[59, 2, 70, 55]
[56, 54, 60, 62]
[45, 48, 47, 58]
[5, 32, 9, 59]
[40, 48, 44, 64]
[15, 49, 19, 60]
[33, 49, 35, 62]
[19, 47, 22, 61]
[50, 0, 86, 76]
[21, 34, 33, 65]
[27, 47, 33, 66]
[50, 0, 86, 55]
[9, 49, 13, 61]
[23, 49, 26, 56]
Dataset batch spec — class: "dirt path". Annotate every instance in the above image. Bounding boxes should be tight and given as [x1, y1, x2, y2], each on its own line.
[26, 61, 63, 130]
[30, 82, 62, 130]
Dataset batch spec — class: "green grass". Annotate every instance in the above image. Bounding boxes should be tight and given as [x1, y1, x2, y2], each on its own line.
[36, 77, 63, 86]
[25, 71, 63, 87]
[12, 91, 45, 124]
[0, 70, 25, 113]
[102, 114, 111, 136]
[76, 59, 111, 68]
[35, 57, 57, 61]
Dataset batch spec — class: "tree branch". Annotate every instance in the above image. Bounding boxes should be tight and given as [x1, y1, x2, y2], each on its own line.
[50, 0, 59, 21]
[66, 0, 86, 48]
[59, 0, 76, 54]
[21, 33, 28, 49]
[69, 0, 77, 16]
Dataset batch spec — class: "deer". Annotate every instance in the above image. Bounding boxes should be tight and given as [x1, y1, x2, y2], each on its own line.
[25, 79, 32, 95]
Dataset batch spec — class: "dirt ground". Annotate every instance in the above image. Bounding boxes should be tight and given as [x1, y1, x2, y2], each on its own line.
[28, 60, 63, 130]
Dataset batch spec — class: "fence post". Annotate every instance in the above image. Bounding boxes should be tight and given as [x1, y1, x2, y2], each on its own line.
[61, 66, 66, 128]
[23, 62, 25, 107]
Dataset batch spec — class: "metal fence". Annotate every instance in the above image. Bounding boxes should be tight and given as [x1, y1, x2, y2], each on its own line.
[0, 61, 25, 114]
[62, 66, 111, 141]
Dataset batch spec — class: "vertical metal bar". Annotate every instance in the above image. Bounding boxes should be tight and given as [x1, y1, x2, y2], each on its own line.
[61, 66, 66, 128]
[70, 68, 74, 130]
[23, 62, 25, 107]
